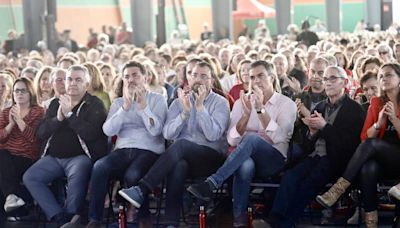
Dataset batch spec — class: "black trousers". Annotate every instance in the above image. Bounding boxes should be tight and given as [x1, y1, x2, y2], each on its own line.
[0, 149, 34, 197]
[343, 139, 400, 211]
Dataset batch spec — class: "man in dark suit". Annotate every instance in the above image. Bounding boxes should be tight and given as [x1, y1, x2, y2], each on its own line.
[269, 66, 366, 228]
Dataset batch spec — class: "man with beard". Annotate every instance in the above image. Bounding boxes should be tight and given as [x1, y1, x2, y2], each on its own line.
[118, 61, 230, 227]
[85, 61, 168, 228]
[293, 57, 328, 144]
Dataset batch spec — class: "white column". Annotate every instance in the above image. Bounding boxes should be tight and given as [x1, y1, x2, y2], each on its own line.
[393, 0, 400, 24]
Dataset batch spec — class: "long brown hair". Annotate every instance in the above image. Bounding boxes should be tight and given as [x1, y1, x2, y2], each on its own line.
[379, 63, 400, 105]
[12, 77, 38, 106]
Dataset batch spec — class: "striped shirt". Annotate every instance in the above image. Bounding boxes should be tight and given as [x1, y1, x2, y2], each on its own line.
[0, 105, 45, 160]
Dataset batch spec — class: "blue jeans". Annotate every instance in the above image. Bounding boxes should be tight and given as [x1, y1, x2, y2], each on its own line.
[23, 155, 92, 220]
[88, 148, 158, 222]
[208, 134, 285, 221]
[271, 155, 331, 228]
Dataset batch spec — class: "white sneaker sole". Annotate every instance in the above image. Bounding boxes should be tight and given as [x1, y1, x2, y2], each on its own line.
[4, 200, 25, 212]
[118, 190, 141, 208]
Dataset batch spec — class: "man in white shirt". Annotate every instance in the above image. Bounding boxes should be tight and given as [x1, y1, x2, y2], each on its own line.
[188, 60, 297, 227]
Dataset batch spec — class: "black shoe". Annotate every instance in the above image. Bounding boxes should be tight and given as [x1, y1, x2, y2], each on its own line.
[187, 180, 215, 202]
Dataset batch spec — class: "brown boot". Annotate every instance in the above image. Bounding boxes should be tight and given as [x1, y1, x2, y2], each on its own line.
[365, 210, 378, 228]
[316, 177, 351, 208]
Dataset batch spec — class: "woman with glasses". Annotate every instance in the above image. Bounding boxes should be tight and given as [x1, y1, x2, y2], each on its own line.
[0, 77, 44, 213]
[316, 63, 400, 228]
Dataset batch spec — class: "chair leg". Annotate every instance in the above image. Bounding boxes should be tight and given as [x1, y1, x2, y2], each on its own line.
[155, 180, 165, 226]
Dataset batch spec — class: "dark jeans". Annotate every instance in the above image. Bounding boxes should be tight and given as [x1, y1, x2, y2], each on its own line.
[342, 139, 400, 212]
[140, 139, 225, 225]
[271, 155, 332, 228]
[0, 150, 33, 197]
[88, 148, 158, 222]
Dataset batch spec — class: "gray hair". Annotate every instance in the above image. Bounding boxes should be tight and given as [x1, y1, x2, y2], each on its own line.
[319, 54, 337, 66]
[49, 68, 67, 83]
[325, 66, 347, 79]
[311, 57, 329, 68]
[67, 65, 91, 83]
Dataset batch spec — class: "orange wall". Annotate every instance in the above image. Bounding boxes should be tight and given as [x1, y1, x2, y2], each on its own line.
[56, 7, 122, 45]
[185, 8, 213, 40]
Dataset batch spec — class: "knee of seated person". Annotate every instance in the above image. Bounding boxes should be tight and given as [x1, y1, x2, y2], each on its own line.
[124, 171, 141, 187]
[360, 138, 379, 149]
[360, 160, 379, 177]
[92, 159, 110, 173]
[241, 133, 262, 145]
[235, 159, 255, 181]
[22, 169, 34, 185]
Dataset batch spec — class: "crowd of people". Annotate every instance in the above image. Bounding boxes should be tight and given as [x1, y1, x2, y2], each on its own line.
[0, 20, 400, 228]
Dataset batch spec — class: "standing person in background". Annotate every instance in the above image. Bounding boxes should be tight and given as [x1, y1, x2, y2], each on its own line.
[116, 22, 132, 45]
[200, 22, 213, 41]
[296, 20, 319, 47]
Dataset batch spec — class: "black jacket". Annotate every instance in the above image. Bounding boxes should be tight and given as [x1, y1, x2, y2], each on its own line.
[37, 93, 108, 161]
[302, 95, 366, 178]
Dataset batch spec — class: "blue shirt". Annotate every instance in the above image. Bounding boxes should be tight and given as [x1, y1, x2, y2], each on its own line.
[163, 91, 230, 154]
[103, 92, 168, 154]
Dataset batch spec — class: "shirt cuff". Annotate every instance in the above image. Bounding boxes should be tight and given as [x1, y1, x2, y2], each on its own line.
[265, 119, 278, 132]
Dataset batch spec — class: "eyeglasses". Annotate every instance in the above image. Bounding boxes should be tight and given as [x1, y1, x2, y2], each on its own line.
[379, 51, 388, 55]
[322, 76, 345, 83]
[13, 88, 28, 94]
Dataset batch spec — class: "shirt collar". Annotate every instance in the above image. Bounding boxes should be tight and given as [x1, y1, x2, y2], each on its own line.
[267, 92, 279, 105]
[327, 94, 346, 109]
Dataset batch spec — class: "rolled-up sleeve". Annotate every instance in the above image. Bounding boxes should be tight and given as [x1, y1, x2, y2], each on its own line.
[227, 99, 244, 146]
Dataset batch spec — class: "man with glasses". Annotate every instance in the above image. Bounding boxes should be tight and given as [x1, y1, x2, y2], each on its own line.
[23, 65, 108, 227]
[377, 43, 395, 63]
[268, 66, 365, 228]
[187, 60, 297, 227]
[118, 61, 230, 227]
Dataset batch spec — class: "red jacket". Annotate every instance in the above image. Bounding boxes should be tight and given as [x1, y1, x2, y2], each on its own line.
[360, 96, 400, 141]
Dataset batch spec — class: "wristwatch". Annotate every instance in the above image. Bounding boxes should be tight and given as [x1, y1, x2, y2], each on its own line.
[66, 111, 73, 118]
[256, 108, 266, 114]
[373, 122, 380, 130]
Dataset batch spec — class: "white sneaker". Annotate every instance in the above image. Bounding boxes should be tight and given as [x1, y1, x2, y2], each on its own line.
[389, 185, 400, 201]
[4, 194, 25, 212]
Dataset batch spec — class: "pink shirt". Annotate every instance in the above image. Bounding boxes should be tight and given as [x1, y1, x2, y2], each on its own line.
[228, 92, 297, 158]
